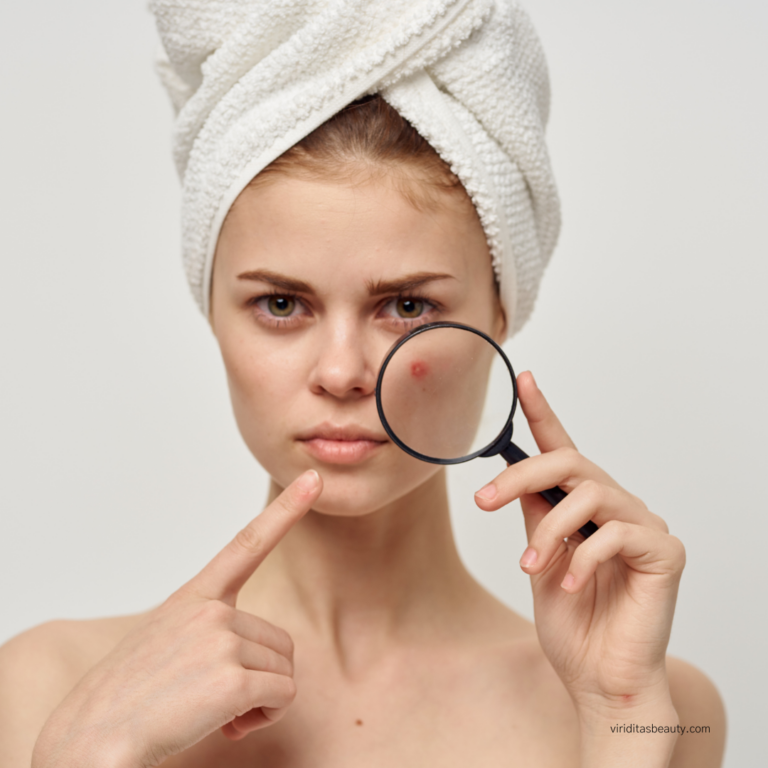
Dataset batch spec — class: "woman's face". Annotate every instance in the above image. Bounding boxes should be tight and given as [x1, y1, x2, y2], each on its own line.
[210, 172, 505, 516]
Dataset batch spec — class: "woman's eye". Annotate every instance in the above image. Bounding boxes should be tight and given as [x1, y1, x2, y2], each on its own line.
[380, 296, 436, 326]
[395, 298, 424, 318]
[250, 294, 306, 326]
[265, 295, 296, 316]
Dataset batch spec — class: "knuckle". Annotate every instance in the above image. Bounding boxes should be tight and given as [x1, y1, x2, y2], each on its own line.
[553, 446, 583, 485]
[558, 445, 581, 468]
[649, 511, 670, 534]
[281, 676, 298, 702]
[227, 664, 254, 709]
[268, 652, 293, 676]
[278, 629, 295, 658]
[577, 478, 603, 504]
[216, 632, 242, 660]
[533, 515, 559, 543]
[569, 544, 590, 569]
[668, 535, 687, 567]
[259, 649, 279, 673]
[233, 524, 265, 556]
[222, 666, 250, 701]
[274, 491, 304, 520]
[198, 599, 232, 625]
[601, 518, 626, 538]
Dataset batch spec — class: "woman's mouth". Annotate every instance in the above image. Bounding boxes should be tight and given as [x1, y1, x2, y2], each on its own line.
[296, 424, 388, 465]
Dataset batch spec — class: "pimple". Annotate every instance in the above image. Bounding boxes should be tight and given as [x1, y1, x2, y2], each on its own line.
[410, 360, 429, 379]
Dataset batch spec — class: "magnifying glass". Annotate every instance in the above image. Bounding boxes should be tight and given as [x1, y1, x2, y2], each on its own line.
[375, 321, 597, 539]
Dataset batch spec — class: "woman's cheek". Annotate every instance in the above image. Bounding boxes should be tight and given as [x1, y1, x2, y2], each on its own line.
[230, 364, 297, 440]
[220, 337, 295, 443]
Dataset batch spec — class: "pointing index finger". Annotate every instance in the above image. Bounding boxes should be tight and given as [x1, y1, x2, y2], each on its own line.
[184, 469, 322, 604]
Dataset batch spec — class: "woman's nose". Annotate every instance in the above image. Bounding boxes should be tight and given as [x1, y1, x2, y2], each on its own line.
[307, 323, 377, 399]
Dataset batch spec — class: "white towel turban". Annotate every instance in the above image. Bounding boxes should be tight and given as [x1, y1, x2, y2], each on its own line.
[151, 0, 560, 336]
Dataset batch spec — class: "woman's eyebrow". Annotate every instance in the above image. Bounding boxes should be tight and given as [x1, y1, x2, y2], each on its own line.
[237, 269, 314, 293]
[366, 272, 456, 296]
[236, 270, 456, 296]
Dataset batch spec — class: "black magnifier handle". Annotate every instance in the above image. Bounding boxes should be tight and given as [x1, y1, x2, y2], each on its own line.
[500, 442, 598, 539]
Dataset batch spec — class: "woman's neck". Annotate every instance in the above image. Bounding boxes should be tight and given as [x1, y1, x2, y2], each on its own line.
[238, 469, 487, 672]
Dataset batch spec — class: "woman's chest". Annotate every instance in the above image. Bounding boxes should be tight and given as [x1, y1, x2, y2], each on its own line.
[166, 648, 581, 768]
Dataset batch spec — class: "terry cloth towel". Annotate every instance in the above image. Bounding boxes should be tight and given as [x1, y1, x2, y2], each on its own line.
[151, 0, 560, 336]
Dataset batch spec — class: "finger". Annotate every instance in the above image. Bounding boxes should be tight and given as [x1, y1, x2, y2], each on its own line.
[222, 704, 286, 740]
[240, 639, 293, 677]
[517, 371, 576, 454]
[183, 469, 322, 604]
[233, 612, 294, 661]
[559, 521, 686, 593]
[519, 481, 666, 575]
[220, 673, 297, 741]
[221, 708, 273, 740]
[222, 693, 294, 741]
[232, 669, 297, 713]
[246, 671, 296, 717]
[520, 492, 550, 542]
[475, 446, 617, 512]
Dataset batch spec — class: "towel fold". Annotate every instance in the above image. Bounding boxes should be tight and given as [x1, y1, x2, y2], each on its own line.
[151, 0, 560, 336]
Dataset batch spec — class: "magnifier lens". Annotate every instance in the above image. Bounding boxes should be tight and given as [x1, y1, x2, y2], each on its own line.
[378, 325, 515, 461]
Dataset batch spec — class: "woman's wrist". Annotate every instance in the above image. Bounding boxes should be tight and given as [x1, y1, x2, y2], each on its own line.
[575, 691, 680, 768]
[32, 722, 145, 768]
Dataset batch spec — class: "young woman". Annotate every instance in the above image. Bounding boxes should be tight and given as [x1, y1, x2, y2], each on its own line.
[0, 3, 726, 767]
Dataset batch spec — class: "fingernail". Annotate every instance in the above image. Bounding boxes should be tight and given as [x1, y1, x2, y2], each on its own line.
[475, 483, 498, 501]
[520, 547, 538, 568]
[561, 572, 576, 590]
[297, 469, 319, 492]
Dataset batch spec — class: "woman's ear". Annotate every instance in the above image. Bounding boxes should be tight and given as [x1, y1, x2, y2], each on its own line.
[207, 280, 217, 336]
[207, 249, 221, 336]
[493, 296, 508, 343]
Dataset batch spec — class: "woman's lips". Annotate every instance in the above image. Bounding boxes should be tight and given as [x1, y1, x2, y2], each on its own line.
[296, 424, 388, 464]
[298, 437, 386, 464]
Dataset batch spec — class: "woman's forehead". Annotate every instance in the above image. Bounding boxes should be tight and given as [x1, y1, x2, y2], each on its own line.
[217, 174, 490, 289]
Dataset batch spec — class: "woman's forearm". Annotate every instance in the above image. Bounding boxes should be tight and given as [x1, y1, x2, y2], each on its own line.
[32, 725, 142, 768]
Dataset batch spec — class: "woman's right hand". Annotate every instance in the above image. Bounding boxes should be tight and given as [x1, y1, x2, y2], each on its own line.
[32, 469, 323, 768]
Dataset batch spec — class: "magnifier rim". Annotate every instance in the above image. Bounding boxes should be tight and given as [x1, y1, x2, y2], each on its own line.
[375, 321, 518, 465]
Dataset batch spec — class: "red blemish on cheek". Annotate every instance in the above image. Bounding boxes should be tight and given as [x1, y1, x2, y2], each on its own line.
[410, 360, 429, 379]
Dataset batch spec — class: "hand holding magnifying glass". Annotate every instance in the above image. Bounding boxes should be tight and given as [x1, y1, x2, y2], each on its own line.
[375, 322, 597, 539]
[375, 323, 695, 742]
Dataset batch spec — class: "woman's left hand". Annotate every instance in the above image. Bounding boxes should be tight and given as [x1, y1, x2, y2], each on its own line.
[474, 371, 686, 721]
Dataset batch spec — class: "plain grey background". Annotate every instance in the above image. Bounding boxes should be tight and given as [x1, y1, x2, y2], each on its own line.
[1, 1, 765, 765]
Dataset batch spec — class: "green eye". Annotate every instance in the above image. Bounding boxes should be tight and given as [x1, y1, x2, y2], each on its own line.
[267, 296, 295, 316]
[396, 298, 424, 318]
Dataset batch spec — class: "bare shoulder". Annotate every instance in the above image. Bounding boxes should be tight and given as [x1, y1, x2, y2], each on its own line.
[0, 613, 147, 768]
[667, 655, 727, 768]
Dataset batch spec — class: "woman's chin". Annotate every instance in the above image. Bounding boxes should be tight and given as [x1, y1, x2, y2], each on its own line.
[311, 473, 430, 517]
[263, 458, 441, 517]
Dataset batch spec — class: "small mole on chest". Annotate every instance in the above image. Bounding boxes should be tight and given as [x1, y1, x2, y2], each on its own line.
[355, 719, 363, 726]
